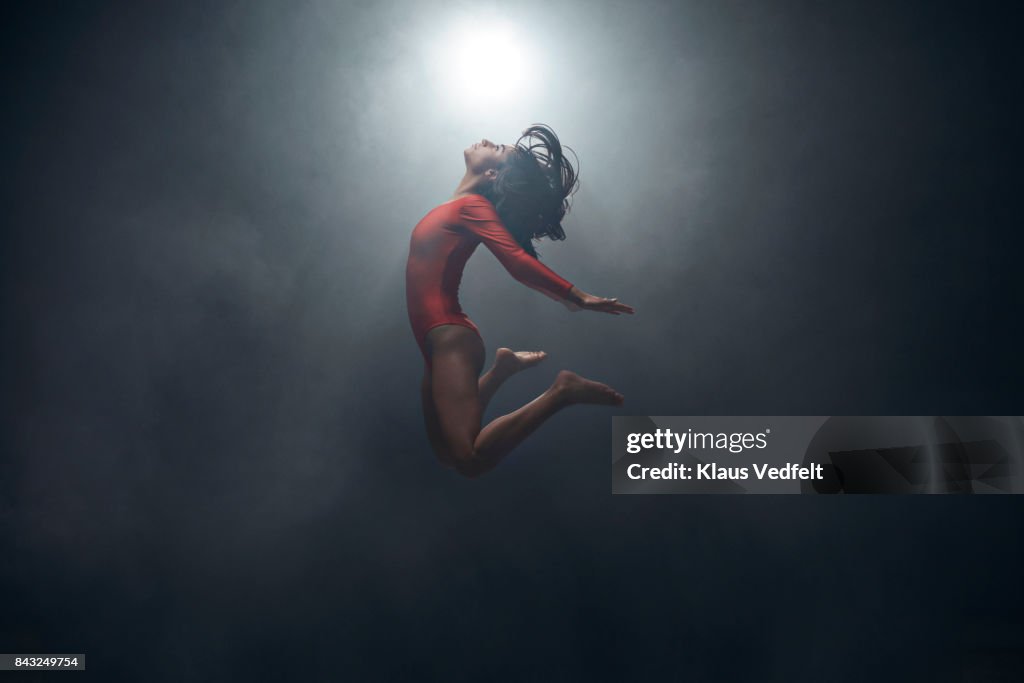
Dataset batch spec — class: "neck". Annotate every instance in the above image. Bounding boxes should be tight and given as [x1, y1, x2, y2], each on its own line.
[452, 171, 489, 200]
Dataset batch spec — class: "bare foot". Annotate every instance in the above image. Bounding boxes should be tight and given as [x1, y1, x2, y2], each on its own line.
[494, 347, 547, 377]
[553, 370, 624, 406]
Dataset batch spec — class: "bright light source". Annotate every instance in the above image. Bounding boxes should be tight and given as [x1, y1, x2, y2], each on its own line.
[427, 18, 539, 112]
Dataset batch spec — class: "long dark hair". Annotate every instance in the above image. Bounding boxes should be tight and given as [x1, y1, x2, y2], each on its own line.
[481, 123, 580, 258]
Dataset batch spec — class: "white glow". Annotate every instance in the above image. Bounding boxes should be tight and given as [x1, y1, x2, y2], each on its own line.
[427, 17, 539, 112]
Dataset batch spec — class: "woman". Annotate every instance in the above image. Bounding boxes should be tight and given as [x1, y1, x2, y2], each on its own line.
[406, 124, 634, 478]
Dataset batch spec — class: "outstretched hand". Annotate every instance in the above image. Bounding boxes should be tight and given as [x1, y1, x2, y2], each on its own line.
[566, 286, 635, 315]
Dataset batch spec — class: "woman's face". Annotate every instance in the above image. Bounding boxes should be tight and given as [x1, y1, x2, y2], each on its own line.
[464, 138, 515, 174]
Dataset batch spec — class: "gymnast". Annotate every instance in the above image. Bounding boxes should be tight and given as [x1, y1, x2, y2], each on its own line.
[406, 124, 634, 477]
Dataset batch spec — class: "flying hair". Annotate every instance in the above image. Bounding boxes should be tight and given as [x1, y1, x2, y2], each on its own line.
[484, 123, 580, 258]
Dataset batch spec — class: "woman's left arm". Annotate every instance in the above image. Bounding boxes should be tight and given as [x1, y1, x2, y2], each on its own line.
[460, 195, 576, 301]
[460, 196, 635, 315]
[564, 285, 635, 315]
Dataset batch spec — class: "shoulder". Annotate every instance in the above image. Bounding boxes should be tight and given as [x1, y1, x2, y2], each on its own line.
[457, 194, 499, 220]
[453, 193, 494, 210]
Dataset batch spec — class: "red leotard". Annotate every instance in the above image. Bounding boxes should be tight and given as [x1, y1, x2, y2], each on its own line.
[406, 193, 574, 362]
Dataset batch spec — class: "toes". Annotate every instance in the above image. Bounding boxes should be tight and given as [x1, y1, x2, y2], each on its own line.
[601, 385, 624, 404]
[515, 351, 547, 367]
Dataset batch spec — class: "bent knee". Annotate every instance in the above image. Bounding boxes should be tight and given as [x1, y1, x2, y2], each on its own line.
[437, 443, 486, 478]
[453, 456, 485, 478]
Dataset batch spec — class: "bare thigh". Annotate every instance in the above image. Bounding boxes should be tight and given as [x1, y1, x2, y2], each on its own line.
[421, 325, 485, 463]
[420, 371, 447, 462]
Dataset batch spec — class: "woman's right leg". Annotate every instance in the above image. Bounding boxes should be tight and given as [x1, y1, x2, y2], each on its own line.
[426, 325, 625, 478]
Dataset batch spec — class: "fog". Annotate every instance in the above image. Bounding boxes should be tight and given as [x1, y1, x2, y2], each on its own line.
[3, 1, 1021, 679]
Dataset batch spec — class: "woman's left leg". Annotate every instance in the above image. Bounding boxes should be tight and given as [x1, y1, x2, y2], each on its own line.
[426, 325, 623, 477]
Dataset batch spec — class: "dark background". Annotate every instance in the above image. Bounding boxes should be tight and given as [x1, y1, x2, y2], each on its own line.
[2, 0, 1022, 680]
